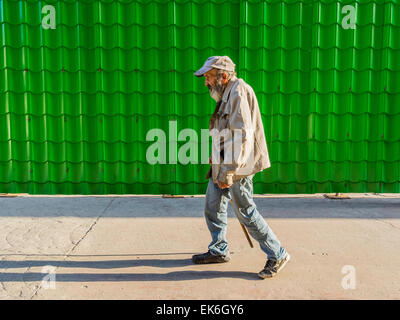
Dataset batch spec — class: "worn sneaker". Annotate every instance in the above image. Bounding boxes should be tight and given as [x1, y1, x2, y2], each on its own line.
[192, 251, 231, 264]
[258, 253, 291, 279]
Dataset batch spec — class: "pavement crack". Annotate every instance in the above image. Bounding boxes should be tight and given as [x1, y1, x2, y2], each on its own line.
[374, 219, 400, 231]
[29, 198, 116, 300]
[343, 201, 400, 231]
[5, 231, 13, 249]
[65, 198, 116, 256]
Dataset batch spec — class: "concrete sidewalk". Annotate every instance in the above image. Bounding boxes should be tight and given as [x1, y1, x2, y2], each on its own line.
[0, 194, 399, 300]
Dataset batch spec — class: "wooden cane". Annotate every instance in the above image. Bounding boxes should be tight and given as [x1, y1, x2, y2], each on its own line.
[209, 163, 253, 248]
[230, 200, 254, 248]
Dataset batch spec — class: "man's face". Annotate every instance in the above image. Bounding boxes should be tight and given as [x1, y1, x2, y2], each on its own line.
[204, 69, 218, 88]
[204, 69, 228, 102]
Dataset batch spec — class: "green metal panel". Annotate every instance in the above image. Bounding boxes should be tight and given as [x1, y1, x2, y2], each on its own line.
[0, 0, 399, 194]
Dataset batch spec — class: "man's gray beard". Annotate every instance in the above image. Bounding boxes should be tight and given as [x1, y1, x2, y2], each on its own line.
[208, 80, 226, 102]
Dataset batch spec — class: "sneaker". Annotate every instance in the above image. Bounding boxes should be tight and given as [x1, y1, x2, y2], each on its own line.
[192, 251, 231, 264]
[258, 253, 291, 279]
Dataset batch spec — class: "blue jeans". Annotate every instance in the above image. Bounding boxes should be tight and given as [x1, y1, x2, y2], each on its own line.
[204, 176, 287, 261]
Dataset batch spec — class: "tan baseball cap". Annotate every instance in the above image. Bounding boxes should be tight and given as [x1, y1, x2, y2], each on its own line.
[194, 56, 236, 77]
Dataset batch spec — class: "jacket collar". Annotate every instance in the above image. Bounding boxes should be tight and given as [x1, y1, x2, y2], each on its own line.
[221, 75, 237, 103]
[217, 75, 237, 115]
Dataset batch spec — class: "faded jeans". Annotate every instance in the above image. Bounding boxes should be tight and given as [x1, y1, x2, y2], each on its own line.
[204, 176, 287, 261]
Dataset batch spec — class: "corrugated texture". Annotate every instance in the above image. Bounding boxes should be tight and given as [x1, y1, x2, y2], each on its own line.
[0, 0, 399, 194]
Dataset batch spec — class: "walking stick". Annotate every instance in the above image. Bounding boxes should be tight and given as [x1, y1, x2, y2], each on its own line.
[230, 200, 254, 248]
[207, 163, 253, 248]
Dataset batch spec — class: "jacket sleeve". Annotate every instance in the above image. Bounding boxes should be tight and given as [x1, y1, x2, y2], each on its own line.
[217, 88, 255, 184]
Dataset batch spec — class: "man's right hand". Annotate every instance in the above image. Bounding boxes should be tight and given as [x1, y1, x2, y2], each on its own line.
[217, 181, 232, 189]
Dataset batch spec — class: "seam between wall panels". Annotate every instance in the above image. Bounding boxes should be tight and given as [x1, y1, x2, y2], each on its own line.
[380, 0, 389, 193]
[239, 0, 247, 82]
[172, 1, 177, 195]
[307, 0, 317, 193]
[373, 0, 384, 193]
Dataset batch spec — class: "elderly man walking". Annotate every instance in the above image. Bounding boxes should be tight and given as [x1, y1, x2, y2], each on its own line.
[192, 56, 290, 279]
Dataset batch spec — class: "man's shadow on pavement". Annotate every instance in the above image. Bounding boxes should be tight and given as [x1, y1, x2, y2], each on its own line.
[0, 258, 194, 269]
[0, 257, 260, 281]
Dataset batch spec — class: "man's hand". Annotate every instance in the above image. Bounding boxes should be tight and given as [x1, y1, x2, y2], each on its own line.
[217, 181, 232, 189]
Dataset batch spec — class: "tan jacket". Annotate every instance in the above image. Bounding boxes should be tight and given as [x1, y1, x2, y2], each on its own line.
[208, 76, 271, 185]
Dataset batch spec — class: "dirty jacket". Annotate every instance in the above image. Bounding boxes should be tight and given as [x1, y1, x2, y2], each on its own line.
[209, 75, 271, 185]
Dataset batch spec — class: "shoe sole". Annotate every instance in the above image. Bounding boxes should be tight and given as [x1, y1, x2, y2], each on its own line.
[192, 255, 231, 264]
[258, 253, 291, 279]
[192, 259, 230, 264]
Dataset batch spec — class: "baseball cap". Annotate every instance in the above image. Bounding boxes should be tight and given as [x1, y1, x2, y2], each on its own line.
[194, 56, 236, 77]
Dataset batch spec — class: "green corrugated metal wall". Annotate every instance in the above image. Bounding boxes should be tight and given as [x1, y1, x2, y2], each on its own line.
[0, 0, 399, 195]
